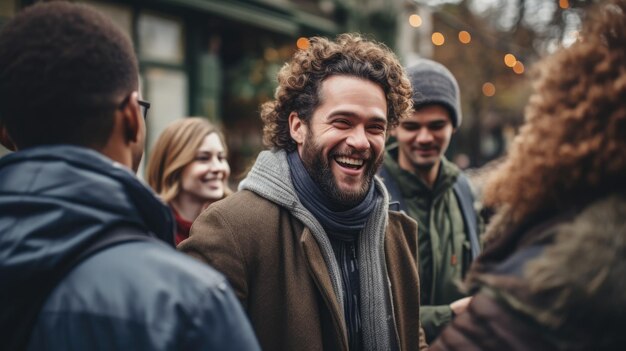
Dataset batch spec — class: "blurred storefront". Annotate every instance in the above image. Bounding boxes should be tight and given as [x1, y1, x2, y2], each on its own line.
[0, 0, 343, 178]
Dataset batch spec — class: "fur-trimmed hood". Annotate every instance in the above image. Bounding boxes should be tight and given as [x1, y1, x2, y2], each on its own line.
[469, 193, 626, 349]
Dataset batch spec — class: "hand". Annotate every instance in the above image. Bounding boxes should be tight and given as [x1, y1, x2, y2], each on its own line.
[450, 296, 472, 316]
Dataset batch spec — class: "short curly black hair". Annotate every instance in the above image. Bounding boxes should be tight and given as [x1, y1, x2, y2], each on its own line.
[261, 33, 413, 152]
[0, 1, 138, 149]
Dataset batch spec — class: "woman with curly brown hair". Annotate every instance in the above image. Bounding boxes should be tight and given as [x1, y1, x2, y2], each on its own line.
[430, 1, 626, 350]
[146, 117, 231, 245]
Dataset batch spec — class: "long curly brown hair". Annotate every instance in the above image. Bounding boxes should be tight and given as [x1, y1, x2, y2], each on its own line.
[484, 0, 626, 224]
[261, 33, 413, 152]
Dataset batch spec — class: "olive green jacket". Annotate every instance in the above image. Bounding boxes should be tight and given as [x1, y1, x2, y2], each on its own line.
[380, 146, 481, 342]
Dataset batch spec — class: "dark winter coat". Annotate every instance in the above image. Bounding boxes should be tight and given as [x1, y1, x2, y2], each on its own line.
[0, 145, 260, 351]
[430, 193, 626, 350]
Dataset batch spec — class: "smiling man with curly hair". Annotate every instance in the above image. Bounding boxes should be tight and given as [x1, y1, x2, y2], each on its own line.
[180, 34, 429, 351]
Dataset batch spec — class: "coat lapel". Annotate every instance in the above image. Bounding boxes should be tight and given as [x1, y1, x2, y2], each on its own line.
[300, 228, 349, 351]
[385, 212, 426, 350]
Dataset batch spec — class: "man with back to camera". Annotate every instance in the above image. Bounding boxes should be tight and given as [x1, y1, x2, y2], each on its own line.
[0, 2, 260, 350]
[379, 58, 481, 342]
[179, 34, 429, 350]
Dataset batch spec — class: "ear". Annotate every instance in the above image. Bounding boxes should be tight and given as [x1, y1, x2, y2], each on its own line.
[120, 91, 141, 144]
[0, 122, 16, 151]
[288, 112, 306, 145]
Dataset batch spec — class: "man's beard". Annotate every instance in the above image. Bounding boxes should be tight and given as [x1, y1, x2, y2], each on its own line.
[413, 158, 437, 171]
[300, 130, 382, 209]
[408, 145, 441, 172]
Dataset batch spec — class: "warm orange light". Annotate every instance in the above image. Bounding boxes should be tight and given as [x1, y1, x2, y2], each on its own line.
[296, 37, 310, 50]
[513, 61, 525, 74]
[482, 82, 496, 97]
[504, 53, 517, 67]
[432, 32, 445, 46]
[458, 31, 471, 44]
[559, 0, 569, 9]
[409, 14, 422, 28]
[264, 47, 279, 61]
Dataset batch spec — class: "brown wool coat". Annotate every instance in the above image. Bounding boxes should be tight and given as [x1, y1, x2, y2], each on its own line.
[179, 189, 428, 351]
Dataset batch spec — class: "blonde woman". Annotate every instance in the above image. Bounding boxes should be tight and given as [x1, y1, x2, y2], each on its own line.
[147, 117, 231, 245]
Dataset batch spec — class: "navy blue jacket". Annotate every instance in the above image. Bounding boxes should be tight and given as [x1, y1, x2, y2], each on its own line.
[0, 146, 260, 350]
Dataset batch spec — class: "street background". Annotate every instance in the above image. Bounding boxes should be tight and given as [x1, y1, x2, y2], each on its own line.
[0, 0, 594, 186]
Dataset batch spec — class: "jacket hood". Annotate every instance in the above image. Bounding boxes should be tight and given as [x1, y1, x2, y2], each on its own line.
[0, 145, 174, 333]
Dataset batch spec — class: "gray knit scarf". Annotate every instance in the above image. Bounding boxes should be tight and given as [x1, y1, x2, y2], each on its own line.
[239, 150, 398, 351]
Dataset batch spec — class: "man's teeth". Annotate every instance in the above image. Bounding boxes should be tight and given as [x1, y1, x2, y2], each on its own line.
[335, 156, 364, 166]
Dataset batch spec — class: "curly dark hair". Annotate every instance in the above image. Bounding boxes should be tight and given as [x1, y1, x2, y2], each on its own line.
[483, 0, 626, 225]
[261, 33, 413, 152]
[0, 1, 138, 149]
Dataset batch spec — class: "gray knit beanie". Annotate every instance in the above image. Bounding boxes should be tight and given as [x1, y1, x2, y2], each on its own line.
[407, 58, 462, 128]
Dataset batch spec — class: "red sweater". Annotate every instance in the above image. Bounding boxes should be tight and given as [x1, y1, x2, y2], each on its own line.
[172, 208, 193, 246]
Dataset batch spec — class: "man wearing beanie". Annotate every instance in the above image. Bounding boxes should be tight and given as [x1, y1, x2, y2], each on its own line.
[379, 58, 481, 343]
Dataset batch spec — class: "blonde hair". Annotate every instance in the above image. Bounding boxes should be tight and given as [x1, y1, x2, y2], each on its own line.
[146, 117, 229, 203]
